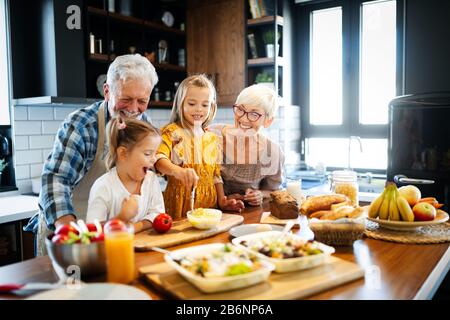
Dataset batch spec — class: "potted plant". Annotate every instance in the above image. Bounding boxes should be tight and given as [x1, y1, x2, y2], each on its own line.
[255, 72, 275, 90]
[0, 159, 7, 185]
[262, 30, 281, 58]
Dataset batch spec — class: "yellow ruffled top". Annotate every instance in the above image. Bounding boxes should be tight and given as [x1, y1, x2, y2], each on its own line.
[156, 122, 223, 219]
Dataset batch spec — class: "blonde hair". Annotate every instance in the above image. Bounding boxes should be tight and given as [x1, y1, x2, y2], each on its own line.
[169, 74, 217, 129]
[105, 117, 160, 170]
[235, 84, 279, 118]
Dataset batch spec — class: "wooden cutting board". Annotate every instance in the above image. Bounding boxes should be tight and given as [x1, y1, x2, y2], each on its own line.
[134, 214, 244, 251]
[139, 256, 364, 299]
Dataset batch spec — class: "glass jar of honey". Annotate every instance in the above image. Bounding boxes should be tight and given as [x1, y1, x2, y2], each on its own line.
[331, 170, 359, 206]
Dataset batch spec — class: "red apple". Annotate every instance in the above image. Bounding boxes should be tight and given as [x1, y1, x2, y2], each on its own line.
[152, 213, 172, 234]
[412, 202, 436, 221]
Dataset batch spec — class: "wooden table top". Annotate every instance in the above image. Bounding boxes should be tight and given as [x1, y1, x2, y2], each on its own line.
[0, 204, 449, 300]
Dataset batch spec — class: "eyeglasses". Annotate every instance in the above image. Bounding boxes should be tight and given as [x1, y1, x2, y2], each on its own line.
[232, 105, 265, 122]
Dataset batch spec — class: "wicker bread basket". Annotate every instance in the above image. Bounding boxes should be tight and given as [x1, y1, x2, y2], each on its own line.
[309, 219, 365, 246]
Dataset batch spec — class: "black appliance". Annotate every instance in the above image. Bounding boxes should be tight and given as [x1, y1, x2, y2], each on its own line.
[387, 92, 450, 210]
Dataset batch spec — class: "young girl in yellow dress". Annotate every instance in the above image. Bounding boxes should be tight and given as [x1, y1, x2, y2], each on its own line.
[155, 74, 244, 219]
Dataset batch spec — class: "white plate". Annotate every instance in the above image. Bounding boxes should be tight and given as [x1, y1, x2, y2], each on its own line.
[26, 283, 151, 300]
[367, 210, 449, 231]
[229, 224, 284, 238]
[164, 243, 274, 293]
[232, 231, 335, 273]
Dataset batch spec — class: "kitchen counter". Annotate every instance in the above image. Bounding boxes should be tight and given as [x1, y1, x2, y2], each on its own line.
[0, 195, 38, 224]
[0, 203, 448, 300]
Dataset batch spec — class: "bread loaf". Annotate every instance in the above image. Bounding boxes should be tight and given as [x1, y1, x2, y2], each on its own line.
[270, 190, 299, 219]
[300, 194, 348, 216]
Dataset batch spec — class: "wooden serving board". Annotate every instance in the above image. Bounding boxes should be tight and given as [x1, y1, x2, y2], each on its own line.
[139, 256, 364, 300]
[134, 214, 244, 251]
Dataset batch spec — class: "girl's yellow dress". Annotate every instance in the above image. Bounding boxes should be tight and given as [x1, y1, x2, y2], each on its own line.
[156, 122, 222, 219]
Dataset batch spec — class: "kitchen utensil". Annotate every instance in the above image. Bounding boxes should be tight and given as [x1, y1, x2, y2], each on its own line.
[190, 186, 196, 211]
[0, 282, 63, 294]
[280, 219, 295, 238]
[0, 135, 9, 157]
[297, 215, 315, 240]
[150, 246, 182, 263]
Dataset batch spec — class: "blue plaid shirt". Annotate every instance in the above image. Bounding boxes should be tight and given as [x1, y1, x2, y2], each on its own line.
[24, 101, 149, 232]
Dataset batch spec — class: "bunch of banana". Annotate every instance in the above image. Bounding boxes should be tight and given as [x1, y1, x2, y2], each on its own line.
[368, 182, 414, 221]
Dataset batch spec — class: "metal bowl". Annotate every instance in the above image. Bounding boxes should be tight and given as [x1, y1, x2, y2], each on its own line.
[45, 237, 106, 277]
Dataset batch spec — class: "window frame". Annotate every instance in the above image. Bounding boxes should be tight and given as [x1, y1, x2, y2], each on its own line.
[295, 0, 404, 140]
[0, 0, 12, 126]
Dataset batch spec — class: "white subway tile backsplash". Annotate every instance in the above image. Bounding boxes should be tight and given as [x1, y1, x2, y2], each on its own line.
[29, 135, 55, 149]
[54, 107, 78, 120]
[14, 107, 28, 120]
[15, 149, 42, 165]
[16, 179, 32, 194]
[14, 136, 29, 150]
[42, 149, 53, 161]
[42, 121, 62, 135]
[15, 165, 30, 180]
[30, 163, 44, 178]
[28, 107, 54, 120]
[148, 109, 171, 121]
[14, 121, 42, 135]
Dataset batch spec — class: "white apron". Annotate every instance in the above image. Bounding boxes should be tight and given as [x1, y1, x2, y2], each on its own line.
[36, 102, 107, 256]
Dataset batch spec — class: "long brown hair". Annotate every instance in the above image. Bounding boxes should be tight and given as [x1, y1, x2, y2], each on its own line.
[105, 116, 160, 170]
[169, 74, 217, 130]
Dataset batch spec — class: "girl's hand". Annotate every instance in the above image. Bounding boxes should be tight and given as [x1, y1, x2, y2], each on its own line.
[219, 196, 245, 213]
[118, 195, 139, 222]
[173, 167, 199, 190]
[244, 188, 263, 206]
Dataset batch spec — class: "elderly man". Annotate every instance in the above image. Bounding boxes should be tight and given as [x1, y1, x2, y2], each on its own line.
[24, 54, 158, 255]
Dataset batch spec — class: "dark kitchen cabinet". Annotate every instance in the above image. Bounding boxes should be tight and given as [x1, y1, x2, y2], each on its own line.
[187, 0, 245, 106]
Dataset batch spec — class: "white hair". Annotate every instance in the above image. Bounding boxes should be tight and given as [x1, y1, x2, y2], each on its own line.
[235, 84, 278, 118]
[106, 54, 158, 94]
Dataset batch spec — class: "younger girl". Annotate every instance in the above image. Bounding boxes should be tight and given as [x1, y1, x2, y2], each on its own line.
[86, 117, 165, 233]
[155, 74, 244, 219]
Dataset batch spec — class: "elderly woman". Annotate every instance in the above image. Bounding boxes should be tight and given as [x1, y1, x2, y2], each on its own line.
[24, 54, 159, 255]
[209, 84, 284, 207]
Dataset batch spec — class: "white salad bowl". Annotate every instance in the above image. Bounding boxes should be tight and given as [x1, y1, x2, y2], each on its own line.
[232, 231, 335, 273]
[164, 243, 274, 293]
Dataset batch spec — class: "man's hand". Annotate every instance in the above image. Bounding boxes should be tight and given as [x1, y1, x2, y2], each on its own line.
[118, 195, 139, 222]
[244, 188, 263, 206]
[173, 167, 199, 190]
[54, 214, 76, 228]
[218, 196, 245, 213]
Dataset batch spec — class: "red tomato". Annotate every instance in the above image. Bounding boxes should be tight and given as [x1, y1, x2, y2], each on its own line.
[104, 218, 126, 232]
[54, 224, 79, 236]
[91, 233, 105, 242]
[153, 213, 172, 234]
[86, 223, 98, 232]
[51, 234, 70, 244]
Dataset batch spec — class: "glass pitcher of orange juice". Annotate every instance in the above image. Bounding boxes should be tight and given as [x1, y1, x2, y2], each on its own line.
[104, 220, 135, 284]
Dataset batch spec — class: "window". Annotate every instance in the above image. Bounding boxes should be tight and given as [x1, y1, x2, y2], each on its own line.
[0, 0, 11, 125]
[296, 0, 403, 171]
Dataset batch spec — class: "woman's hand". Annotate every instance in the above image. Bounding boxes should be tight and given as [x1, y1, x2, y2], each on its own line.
[219, 196, 245, 213]
[244, 188, 263, 206]
[173, 167, 199, 190]
[227, 193, 245, 201]
[118, 195, 139, 222]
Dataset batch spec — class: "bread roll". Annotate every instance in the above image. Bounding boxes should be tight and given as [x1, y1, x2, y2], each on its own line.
[300, 194, 348, 216]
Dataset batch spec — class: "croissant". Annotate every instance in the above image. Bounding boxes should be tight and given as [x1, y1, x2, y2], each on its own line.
[300, 194, 348, 216]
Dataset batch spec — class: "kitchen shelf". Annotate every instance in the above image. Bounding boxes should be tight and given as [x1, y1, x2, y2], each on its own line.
[248, 56, 284, 67]
[154, 63, 186, 72]
[149, 101, 173, 107]
[109, 12, 144, 26]
[87, 6, 107, 17]
[88, 53, 109, 62]
[144, 21, 186, 36]
[247, 15, 284, 27]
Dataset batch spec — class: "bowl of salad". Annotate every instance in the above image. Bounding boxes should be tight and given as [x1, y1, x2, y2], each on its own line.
[232, 231, 335, 273]
[187, 208, 222, 230]
[164, 243, 274, 293]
